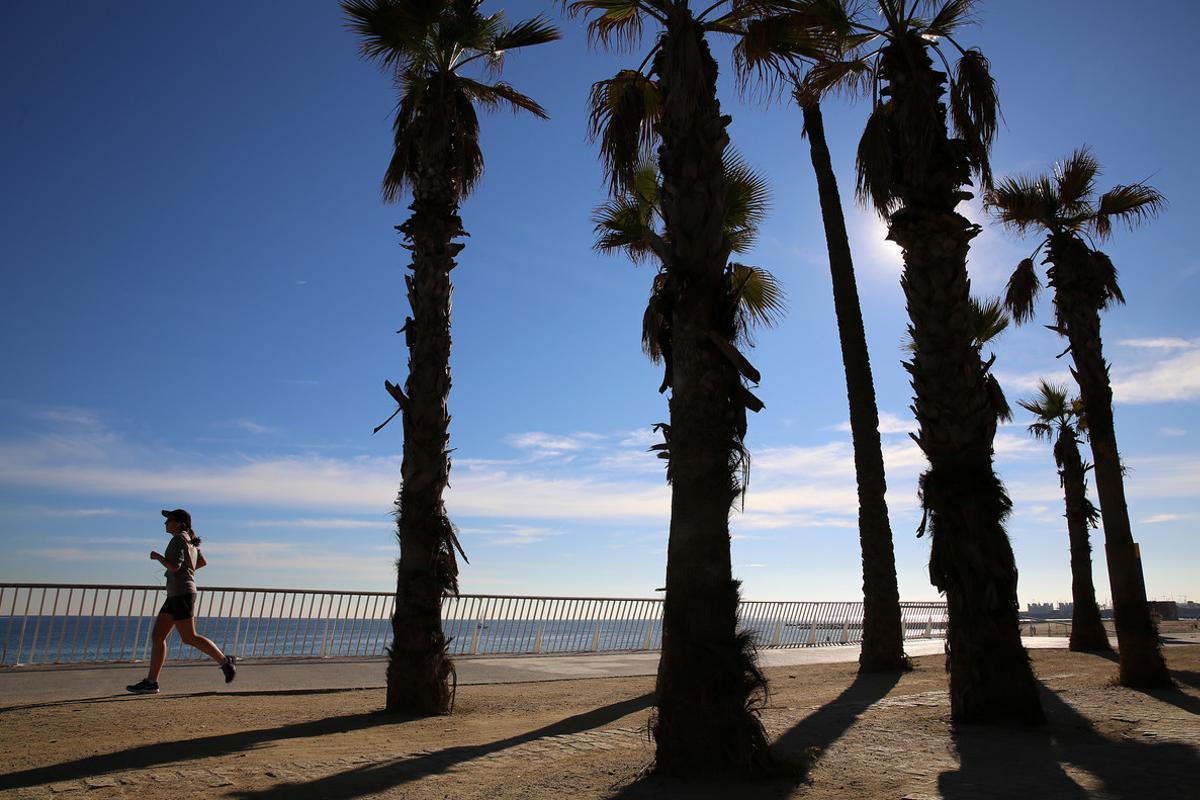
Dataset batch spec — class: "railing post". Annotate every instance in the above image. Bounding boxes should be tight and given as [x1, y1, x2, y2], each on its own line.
[925, 618, 932, 638]
[840, 619, 850, 644]
[590, 618, 602, 652]
[807, 620, 818, 646]
[770, 619, 784, 648]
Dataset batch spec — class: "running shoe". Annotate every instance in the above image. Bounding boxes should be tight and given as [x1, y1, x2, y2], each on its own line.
[126, 679, 159, 694]
[220, 655, 238, 684]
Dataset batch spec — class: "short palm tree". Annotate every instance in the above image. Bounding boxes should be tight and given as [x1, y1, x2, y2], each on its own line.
[987, 147, 1170, 686]
[1018, 380, 1112, 653]
[794, 0, 1043, 723]
[567, 0, 802, 775]
[343, 0, 559, 715]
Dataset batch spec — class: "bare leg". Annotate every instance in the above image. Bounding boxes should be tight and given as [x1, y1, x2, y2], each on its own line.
[147, 613, 174, 683]
[175, 617, 226, 664]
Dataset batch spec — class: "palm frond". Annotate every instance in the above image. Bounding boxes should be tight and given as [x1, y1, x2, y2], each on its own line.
[1024, 420, 1054, 441]
[587, 70, 661, 192]
[1017, 379, 1070, 425]
[723, 150, 772, 253]
[856, 101, 896, 216]
[382, 78, 426, 201]
[986, 373, 1012, 423]
[492, 14, 562, 51]
[1053, 146, 1100, 215]
[1003, 257, 1041, 325]
[1089, 249, 1126, 309]
[1091, 182, 1166, 240]
[986, 174, 1057, 234]
[794, 57, 874, 105]
[458, 77, 549, 118]
[970, 295, 1009, 346]
[642, 270, 671, 363]
[566, 0, 649, 51]
[924, 0, 978, 37]
[342, 0, 445, 69]
[730, 12, 829, 97]
[729, 263, 787, 332]
[948, 47, 997, 187]
[592, 195, 655, 261]
[448, 88, 485, 195]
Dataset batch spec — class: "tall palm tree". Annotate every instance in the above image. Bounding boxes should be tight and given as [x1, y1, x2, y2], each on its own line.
[567, 0, 802, 775]
[796, 97, 907, 673]
[987, 148, 1170, 687]
[795, 0, 1043, 723]
[344, 0, 559, 715]
[1018, 380, 1112, 653]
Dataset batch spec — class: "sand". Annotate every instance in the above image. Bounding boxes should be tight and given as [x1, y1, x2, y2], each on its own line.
[1, 644, 1197, 799]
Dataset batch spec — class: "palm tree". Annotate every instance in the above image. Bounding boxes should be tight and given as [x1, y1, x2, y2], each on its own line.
[796, 97, 907, 673]
[987, 147, 1170, 686]
[343, 0, 559, 715]
[566, 0, 804, 775]
[795, 0, 1043, 723]
[1018, 380, 1112, 653]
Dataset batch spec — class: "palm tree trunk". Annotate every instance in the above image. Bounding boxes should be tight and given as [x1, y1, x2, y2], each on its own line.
[883, 36, 1042, 723]
[1050, 237, 1170, 686]
[386, 108, 464, 715]
[1054, 430, 1112, 652]
[650, 14, 770, 776]
[801, 102, 907, 673]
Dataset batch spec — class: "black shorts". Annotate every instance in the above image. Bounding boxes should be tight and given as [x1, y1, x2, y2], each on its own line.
[159, 593, 196, 621]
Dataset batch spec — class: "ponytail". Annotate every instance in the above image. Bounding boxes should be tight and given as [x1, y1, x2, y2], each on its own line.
[186, 526, 202, 546]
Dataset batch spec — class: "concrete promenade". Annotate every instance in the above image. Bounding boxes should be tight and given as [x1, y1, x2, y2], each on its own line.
[0, 636, 1086, 708]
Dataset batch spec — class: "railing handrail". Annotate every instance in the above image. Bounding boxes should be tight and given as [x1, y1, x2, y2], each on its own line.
[0, 583, 947, 604]
[0, 583, 948, 667]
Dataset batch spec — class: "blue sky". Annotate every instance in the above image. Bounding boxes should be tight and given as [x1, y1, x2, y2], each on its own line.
[1, 0, 1197, 605]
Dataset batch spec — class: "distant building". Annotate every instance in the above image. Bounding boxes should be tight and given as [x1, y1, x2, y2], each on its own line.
[1148, 601, 1179, 621]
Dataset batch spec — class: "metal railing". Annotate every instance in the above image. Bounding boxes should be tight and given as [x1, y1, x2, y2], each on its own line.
[0, 583, 948, 667]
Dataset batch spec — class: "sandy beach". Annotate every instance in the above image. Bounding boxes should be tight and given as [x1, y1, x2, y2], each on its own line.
[2, 639, 1197, 800]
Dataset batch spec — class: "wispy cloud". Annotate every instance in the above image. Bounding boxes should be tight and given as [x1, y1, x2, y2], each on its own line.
[35, 407, 103, 427]
[833, 410, 913, 435]
[243, 518, 391, 530]
[1140, 513, 1181, 524]
[507, 431, 603, 459]
[1161, 427, 1187, 437]
[1111, 346, 1200, 404]
[231, 419, 278, 435]
[1118, 337, 1196, 350]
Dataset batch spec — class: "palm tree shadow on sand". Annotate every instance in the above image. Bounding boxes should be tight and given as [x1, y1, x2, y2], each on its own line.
[606, 669, 904, 799]
[229, 693, 654, 800]
[938, 680, 1200, 800]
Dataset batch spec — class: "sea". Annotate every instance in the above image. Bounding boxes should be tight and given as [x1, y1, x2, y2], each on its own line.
[0, 614, 935, 667]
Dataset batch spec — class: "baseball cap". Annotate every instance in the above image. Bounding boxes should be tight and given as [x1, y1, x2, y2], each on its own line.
[161, 508, 192, 527]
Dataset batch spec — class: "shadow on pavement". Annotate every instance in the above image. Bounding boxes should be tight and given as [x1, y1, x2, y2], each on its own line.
[605, 668, 906, 800]
[229, 693, 655, 800]
[0, 686, 373, 715]
[938, 682, 1199, 800]
[0, 709, 398, 792]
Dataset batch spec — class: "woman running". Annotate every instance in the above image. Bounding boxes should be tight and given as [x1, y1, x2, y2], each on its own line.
[127, 508, 237, 694]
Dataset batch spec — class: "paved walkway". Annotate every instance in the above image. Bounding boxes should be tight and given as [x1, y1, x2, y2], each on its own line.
[0, 637, 1088, 708]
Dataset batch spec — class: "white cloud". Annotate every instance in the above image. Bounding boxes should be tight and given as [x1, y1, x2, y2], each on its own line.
[243, 518, 391, 530]
[35, 407, 103, 427]
[1161, 428, 1187, 437]
[1140, 513, 1180, 524]
[1118, 337, 1196, 350]
[834, 410, 914, 435]
[507, 431, 603, 458]
[232, 419, 277, 435]
[1111, 347, 1200, 404]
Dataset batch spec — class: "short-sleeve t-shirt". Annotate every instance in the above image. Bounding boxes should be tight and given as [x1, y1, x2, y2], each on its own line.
[163, 534, 199, 597]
